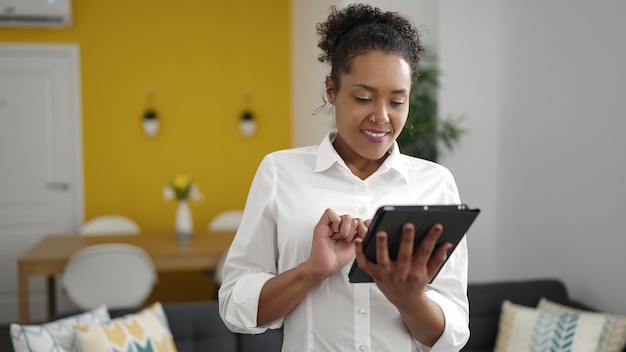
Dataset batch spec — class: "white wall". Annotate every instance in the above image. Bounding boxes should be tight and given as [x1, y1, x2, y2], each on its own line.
[439, 1, 626, 315]
[292, 1, 626, 314]
[291, 0, 337, 147]
[437, 0, 500, 283]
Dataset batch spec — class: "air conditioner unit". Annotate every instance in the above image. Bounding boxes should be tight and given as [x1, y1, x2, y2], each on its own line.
[0, 0, 72, 27]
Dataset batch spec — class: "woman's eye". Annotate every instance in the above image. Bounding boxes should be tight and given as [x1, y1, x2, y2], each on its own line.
[355, 96, 372, 103]
[391, 100, 405, 107]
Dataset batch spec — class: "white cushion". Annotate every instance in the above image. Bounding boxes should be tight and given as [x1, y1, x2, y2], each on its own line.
[495, 299, 626, 352]
[10, 304, 110, 352]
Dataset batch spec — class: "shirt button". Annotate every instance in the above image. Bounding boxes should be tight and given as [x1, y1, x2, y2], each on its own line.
[358, 309, 367, 317]
[358, 207, 366, 214]
[359, 345, 367, 352]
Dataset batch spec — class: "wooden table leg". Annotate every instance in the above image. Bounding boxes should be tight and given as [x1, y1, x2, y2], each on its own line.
[18, 265, 29, 324]
[47, 276, 56, 321]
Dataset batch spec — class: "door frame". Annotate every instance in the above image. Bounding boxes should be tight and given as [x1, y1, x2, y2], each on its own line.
[0, 42, 84, 228]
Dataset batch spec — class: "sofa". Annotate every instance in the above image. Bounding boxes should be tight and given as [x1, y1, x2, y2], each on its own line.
[462, 278, 622, 351]
[64, 278, 620, 351]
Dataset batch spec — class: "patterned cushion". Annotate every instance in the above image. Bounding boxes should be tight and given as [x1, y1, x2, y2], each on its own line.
[537, 298, 626, 351]
[10, 304, 110, 352]
[74, 302, 177, 352]
[495, 300, 626, 352]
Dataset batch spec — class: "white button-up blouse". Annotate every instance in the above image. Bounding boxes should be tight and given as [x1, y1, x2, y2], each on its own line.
[218, 133, 470, 351]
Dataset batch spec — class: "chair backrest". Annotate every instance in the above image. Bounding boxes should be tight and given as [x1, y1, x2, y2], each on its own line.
[61, 243, 157, 310]
[208, 210, 243, 285]
[208, 210, 244, 232]
[79, 215, 140, 235]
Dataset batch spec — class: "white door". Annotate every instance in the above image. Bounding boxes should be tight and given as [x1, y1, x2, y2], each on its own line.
[0, 44, 83, 323]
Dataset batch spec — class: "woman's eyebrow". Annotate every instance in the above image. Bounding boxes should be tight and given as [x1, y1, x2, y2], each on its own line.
[352, 83, 409, 94]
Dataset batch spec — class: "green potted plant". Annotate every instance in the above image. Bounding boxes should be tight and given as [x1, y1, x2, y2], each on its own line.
[397, 53, 466, 161]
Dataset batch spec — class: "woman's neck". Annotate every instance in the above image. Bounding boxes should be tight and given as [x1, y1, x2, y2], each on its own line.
[332, 135, 387, 180]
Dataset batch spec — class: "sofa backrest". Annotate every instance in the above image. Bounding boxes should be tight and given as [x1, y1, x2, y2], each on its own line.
[462, 278, 570, 352]
[161, 301, 239, 352]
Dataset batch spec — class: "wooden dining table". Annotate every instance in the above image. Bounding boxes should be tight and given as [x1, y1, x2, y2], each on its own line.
[17, 230, 235, 324]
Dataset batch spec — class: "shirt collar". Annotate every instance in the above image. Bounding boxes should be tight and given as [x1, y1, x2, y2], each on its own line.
[383, 142, 410, 183]
[314, 132, 342, 172]
[314, 132, 410, 183]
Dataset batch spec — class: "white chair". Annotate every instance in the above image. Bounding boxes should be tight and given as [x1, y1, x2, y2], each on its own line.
[208, 210, 244, 285]
[79, 215, 140, 235]
[61, 243, 157, 310]
[208, 210, 244, 232]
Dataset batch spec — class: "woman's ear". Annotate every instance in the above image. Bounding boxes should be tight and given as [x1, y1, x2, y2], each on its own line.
[325, 76, 335, 104]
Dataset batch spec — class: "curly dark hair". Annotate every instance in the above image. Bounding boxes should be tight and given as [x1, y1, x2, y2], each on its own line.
[316, 3, 424, 90]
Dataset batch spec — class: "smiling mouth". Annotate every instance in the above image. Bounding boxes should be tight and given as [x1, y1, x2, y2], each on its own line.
[362, 129, 388, 138]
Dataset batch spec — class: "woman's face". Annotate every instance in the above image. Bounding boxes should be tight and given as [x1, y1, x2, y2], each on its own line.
[327, 50, 412, 164]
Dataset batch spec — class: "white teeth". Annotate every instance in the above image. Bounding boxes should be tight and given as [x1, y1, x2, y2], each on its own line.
[363, 130, 387, 138]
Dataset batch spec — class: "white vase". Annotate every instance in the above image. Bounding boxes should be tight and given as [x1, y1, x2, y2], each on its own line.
[176, 200, 193, 243]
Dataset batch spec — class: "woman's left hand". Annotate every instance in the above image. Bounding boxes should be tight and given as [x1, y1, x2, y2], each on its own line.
[354, 222, 451, 315]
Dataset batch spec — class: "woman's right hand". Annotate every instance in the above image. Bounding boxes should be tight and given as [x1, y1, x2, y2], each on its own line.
[305, 208, 368, 280]
[258, 209, 368, 326]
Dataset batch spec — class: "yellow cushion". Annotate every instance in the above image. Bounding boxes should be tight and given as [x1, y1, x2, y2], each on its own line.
[74, 302, 177, 352]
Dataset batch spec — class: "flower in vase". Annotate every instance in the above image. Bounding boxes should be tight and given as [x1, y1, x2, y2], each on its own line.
[163, 174, 204, 202]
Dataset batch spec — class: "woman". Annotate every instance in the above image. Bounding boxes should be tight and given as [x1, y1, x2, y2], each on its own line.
[219, 4, 469, 351]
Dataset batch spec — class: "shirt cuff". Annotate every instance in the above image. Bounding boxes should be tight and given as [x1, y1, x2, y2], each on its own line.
[422, 290, 470, 351]
[223, 272, 283, 333]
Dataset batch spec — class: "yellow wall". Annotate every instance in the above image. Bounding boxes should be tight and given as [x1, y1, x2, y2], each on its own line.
[0, 0, 291, 232]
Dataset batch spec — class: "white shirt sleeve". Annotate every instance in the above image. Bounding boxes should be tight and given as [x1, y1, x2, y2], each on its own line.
[218, 156, 284, 333]
[425, 237, 470, 350]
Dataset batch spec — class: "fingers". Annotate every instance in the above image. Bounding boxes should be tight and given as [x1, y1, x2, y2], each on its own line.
[413, 223, 441, 267]
[375, 230, 391, 267]
[319, 208, 341, 233]
[330, 215, 361, 241]
[358, 223, 415, 281]
[318, 212, 454, 283]
[358, 222, 450, 283]
[319, 209, 363, 242]
[354, 228, 375, 270]
[426, 241, 452, 278]
[412, 223, 451, 279]
[393, 223, 416, 278]
[354, 219, 368, 241]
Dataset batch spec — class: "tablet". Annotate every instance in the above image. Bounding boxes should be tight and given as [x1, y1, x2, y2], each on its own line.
[348, 204, 480, 283]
